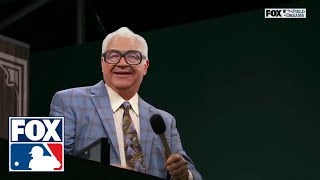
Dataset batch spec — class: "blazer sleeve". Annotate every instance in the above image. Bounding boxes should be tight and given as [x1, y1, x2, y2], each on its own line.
[168, 116, 203, 180]
[49, 91, 76, 155]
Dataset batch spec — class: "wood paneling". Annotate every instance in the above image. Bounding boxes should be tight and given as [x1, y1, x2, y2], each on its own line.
[0, 35, 29, 139]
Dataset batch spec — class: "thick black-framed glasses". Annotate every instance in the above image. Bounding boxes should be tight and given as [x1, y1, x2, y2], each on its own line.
[101, 49, 146, 65]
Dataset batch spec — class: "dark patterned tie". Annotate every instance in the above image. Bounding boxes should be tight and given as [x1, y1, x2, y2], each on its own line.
[122, 102, 146, 173]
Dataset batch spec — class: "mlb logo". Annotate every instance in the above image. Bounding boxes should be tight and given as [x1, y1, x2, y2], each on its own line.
[9, 117, 64, 172]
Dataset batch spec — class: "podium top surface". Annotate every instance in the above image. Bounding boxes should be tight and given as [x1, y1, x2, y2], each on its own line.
[1, 138, 164, 180]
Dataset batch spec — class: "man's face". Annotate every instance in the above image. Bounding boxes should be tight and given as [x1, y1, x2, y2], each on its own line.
[101, 36, 149, 96]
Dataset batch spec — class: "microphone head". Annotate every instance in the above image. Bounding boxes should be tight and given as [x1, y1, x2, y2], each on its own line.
[150, 114, 166, 135]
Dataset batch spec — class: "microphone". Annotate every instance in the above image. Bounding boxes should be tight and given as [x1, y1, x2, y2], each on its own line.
[150, 114, 171, 159]
[150, 114, 184, 180]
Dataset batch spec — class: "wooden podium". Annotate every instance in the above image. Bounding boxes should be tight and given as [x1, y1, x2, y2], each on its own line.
[1, 138, 163, 179]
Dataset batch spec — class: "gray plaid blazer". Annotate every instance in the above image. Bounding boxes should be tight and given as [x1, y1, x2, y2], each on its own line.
[49, 80, 202, 180]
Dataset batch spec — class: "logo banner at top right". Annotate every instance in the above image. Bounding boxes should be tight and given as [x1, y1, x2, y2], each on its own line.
[265, 8, 306, 18]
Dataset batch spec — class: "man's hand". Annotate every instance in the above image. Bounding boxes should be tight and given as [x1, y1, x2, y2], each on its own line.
[167, 154, 189, 180]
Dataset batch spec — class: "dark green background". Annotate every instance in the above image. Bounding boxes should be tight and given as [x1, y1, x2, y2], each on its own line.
[30, 1, 320, 179]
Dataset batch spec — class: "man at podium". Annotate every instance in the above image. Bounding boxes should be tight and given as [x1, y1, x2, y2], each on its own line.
[49, 27, 202, 180]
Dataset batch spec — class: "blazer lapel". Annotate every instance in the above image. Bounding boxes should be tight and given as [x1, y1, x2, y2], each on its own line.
[89, 80, 120, 159]
[138, 97, 154, 170]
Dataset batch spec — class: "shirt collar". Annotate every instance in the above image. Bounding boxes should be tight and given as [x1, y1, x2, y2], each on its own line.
[105, 83, 139, 116]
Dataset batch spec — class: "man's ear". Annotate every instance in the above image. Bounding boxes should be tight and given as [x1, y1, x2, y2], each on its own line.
[143, 59, 149, 76]
[101, 58, 104, 72]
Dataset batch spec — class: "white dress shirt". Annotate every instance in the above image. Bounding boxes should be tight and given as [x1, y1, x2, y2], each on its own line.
[105, 84, 140, 168]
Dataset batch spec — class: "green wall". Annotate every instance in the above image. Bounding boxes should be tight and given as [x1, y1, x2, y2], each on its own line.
[30, 1, 319, 179]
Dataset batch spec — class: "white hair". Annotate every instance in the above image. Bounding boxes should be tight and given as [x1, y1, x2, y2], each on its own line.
[101, 27, 148, 59]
